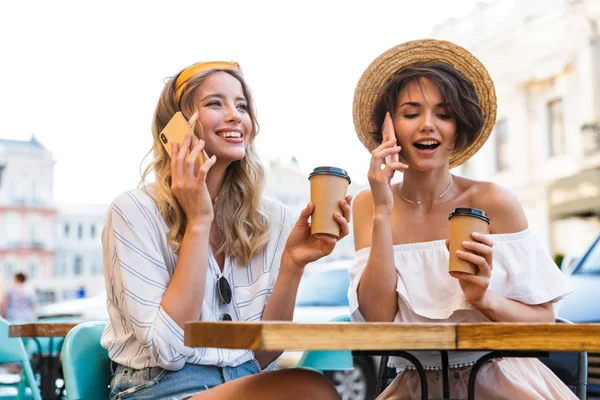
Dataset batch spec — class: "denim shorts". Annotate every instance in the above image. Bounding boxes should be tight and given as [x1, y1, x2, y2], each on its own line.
[109, 359, 262, 400]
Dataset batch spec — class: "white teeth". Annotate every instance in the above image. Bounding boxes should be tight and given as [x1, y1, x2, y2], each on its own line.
[416, 140, 439, 145]
[218, 131, 242, 138]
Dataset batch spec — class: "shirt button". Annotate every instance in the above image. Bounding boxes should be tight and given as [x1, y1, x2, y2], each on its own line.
[454, 371, 460, 379]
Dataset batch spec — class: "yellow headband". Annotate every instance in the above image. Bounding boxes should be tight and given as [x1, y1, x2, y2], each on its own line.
[174, 61, 241, 102]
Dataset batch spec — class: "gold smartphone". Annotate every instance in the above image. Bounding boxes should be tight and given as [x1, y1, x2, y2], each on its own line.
[159, 112, 207, 165]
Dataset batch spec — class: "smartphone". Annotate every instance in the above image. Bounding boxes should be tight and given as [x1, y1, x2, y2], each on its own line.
[382, 112, 400, 165]
[159, 112, 207, 165]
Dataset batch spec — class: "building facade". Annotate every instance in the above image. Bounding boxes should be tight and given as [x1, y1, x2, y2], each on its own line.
[0, 137, 56, 288]
[432, 0, 600, 257]
[0, 137, 108, 304]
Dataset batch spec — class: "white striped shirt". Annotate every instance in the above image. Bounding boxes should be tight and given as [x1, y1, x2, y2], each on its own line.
[100, 187, 294, 371]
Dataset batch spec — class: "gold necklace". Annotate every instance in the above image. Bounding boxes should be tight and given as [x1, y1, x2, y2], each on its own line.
[399, 175, 454, 206]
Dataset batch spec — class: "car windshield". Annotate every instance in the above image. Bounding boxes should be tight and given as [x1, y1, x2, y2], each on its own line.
[576, 236, 600, 275]
[296, 268, 350, 307]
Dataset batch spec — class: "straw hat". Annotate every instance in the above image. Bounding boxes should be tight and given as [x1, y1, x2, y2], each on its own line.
[352, 39, 497, 168]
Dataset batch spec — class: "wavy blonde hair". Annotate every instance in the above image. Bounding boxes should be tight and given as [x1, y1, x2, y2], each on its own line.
[140, 67, 271, 265]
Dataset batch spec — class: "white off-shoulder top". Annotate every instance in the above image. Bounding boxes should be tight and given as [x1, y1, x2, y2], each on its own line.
[348, 229, 572, 371]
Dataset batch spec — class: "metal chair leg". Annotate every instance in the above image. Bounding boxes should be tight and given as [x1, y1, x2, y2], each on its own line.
[354, 351, 428, 400]
[376, 355, 389, 395]
[441, 350, 449, 399]
[578, 351, 587, 400]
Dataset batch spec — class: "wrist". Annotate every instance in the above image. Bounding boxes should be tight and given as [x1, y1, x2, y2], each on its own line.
[471, 291, 494, 311]
[280, 253, 306, 276]
[185, 220, 212, 235]
[373, 209, 392, 220]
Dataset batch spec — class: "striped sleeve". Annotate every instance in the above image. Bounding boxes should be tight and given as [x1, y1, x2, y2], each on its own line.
[105, 191, 193, 371]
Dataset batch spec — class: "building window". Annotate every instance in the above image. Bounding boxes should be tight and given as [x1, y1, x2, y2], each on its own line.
[29, 263, 37, 279]
[548, 99, 566, 156]
[58, 262, 67, 277]
[90, 224, 96, 239]
[4, 263, 13, 281]
[495, 119, 509, 172]
[78, 224, 83, 240]
[64, 223, 70, 237]
[92, 263, 103, 275]
[74, 256, 83, 275]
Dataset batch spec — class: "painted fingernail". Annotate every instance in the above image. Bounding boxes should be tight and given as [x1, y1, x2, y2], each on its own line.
[456, 250, 465, 255]
[462, 241, 470, 247]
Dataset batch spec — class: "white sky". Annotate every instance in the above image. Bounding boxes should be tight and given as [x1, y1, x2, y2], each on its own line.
[0, 0, 492, 205]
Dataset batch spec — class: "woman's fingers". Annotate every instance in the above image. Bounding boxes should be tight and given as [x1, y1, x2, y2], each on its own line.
[295, 202, 313, 228]
[456, 250, 492, 276]
[385, 161, 409, 172]
[339, 196, 352, 224]
[172, 134, 192, 182]
[186, 139, 206, 181]
[449, 271, 484, 286]
[195, 154, 216, 184]
[335, 212, 349, 239]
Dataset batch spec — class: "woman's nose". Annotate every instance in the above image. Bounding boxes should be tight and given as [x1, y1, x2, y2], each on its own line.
[224, 105, 242, 124]
[419, 112, 435, 133]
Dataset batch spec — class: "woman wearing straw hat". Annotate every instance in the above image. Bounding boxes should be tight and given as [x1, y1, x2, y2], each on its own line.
[348, 39, 576, 399]
[101, 61, 348, 399]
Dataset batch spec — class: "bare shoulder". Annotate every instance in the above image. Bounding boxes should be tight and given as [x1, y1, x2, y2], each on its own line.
[352, 188, 375, 251]
[464, 180, 528, 234]
[353, 188, 374, 214]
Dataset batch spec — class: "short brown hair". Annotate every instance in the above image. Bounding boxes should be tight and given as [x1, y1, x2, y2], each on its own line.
[371, 61, 484, 154]
[14, 272, 26, 283]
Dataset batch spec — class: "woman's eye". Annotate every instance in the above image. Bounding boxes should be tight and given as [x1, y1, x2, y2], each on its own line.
[206, 101, 221, 107]
[237, 104, 248, 111]
[404, 114, 418, 119]
[438, 114, 453, 120]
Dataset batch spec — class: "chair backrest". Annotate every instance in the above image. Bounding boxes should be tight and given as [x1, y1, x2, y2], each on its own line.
[61, 321, 110, 400]
[0, 317, 29, 363]
[296, 314, 354, 371]
[0, 317, 43, 400]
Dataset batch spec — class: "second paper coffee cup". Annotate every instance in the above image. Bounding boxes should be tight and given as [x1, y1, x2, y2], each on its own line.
[309, 166, 351, 240]
[448, 207, 490, 275]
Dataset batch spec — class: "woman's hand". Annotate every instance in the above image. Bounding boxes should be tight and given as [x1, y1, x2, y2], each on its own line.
[170, 134, 217, 227]
[368, 112, 408, 215]
[282, 196, 352, 270]
[448, 232, 494, 307]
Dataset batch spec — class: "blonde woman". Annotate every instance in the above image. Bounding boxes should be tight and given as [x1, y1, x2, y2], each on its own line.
[101, 61, 349, 400]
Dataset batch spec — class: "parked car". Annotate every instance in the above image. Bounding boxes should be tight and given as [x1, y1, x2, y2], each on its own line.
[277, 260, 378, 400]
[556, 234, 600, 396]
[37, 290, 108, 320]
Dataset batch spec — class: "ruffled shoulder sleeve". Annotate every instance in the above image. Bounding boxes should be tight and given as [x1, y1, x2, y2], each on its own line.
[489, 229, 572, 304]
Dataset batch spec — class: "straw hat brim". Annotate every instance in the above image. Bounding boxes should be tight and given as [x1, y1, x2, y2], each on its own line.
[352, 39, 497, 168]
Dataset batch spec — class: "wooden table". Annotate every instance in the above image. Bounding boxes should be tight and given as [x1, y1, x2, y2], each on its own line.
[9, 322, 80, 399]
[9, 322, 78, 338]
[185, 321, 599, 400]
[184, 321, 600, 352]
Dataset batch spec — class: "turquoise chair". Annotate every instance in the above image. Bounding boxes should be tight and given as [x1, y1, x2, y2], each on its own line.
[0, 318, 41, 400]
[297, 315, 353, 372]
[60, 321, 110, 400]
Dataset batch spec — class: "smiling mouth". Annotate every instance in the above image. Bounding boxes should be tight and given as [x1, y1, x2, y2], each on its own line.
[216, 131, 243, 139]
[413, 140, 440, 150]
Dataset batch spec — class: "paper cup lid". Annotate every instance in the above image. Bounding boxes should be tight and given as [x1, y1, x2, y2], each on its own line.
[308, 166, 351, 183]
[448, 207, 490, 224]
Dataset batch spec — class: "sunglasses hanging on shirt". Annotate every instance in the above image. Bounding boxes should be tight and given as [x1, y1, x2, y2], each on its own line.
[217, 276, 232, 321]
